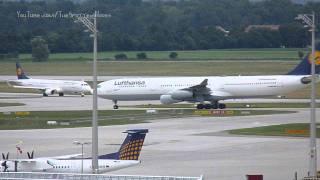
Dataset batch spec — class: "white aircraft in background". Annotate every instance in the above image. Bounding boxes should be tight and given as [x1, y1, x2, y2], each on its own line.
[97, 51, 320, 109]
[7, 62, 92, 97]
[0, 129, 148, 173]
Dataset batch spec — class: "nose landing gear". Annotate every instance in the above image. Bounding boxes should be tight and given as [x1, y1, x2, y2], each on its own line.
[113, 100, 119, 109]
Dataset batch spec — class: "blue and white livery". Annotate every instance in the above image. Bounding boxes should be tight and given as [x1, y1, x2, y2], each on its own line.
[98, 51, 320, 109]
[7, 62, 92, 97]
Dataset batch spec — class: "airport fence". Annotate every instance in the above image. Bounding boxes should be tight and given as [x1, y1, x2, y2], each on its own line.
[0, 172, 203, 180]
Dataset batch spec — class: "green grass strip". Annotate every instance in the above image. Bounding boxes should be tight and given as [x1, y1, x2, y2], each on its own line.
[0, 103, 25, 107]
[229, 123, 320, 138]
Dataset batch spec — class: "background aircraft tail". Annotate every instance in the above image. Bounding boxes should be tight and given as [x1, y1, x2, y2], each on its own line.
[16, 62, 29, 79]
[98, 129, 148, 160]
[287, 50, 320, 75]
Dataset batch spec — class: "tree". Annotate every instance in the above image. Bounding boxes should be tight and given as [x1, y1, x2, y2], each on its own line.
[298, 51, 304, 59]
[114, 53, 128, 60]
[31, 36, 50, 62]
[169, 52, 178, 59]
[136, 52, 147, 59]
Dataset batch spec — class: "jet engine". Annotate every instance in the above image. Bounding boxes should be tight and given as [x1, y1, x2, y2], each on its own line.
[301, 76, 312, 84]
[45, 89, 55, 95]
[44, 88, 62, 95]
[160, 95, 182, 104]
[170, 90, 193, 100]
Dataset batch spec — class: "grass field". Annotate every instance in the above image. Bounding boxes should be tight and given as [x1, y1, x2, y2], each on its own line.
[15, 48, 307, 61]
[0, 109, 293, 130]
[1, 48, 310, 75]
[0, 110, 174, 130]
[228, 123, 320, 138]
[0, 61, 300, 76]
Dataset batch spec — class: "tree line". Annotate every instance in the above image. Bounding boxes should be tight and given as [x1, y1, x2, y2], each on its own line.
[0, 0, 320, 55]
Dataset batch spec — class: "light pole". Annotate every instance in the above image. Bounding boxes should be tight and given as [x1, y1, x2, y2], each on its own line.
[74, 11, 99, 174]
[295, 12, 317, 177]
[73, 141, 91, 174]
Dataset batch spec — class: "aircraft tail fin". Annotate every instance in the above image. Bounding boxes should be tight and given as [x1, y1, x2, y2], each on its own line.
[99, 129, 148, 160]
[287, 51, 320, 75]
[16, 62, 29, 79]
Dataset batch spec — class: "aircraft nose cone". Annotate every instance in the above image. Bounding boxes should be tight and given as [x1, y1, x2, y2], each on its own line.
[97, 87, 102, 96]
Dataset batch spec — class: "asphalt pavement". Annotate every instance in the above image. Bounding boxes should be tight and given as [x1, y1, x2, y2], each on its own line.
[0, 92, 319, 180]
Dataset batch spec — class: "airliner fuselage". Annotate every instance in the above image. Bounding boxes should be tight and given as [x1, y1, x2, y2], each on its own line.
[8, 79, 92, 96]
[98, 75, 307, 102]
[98, 50, 320, 109]
[0, 159, 139, 173]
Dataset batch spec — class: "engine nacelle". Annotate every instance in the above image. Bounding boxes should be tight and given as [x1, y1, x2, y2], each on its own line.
[45, 89, 55, 95]
[44, 88, 63, 95]
[160, 95, 182, 104]
[170, 90, 193, 100]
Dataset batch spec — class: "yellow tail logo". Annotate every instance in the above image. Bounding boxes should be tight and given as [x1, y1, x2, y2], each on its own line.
[308, 51, 320, 65]
[16, 68, 22, 76]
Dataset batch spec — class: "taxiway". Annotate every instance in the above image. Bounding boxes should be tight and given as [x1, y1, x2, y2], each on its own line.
[0, 92, 319, 180]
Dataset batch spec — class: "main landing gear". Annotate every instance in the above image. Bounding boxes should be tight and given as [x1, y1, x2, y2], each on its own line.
[113, 100, 119, 109]
[196, 102, 226, 109]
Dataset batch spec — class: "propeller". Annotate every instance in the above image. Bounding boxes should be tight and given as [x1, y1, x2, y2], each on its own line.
[2, 152, 9, 160]
[27, 151, 34, 159]
[1, 152, 9, 172]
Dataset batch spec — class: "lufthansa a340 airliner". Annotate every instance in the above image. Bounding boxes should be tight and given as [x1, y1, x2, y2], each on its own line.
[0, 129, 148, 173]
[7, 62, 92, 97]
[97, 51, 320, 109]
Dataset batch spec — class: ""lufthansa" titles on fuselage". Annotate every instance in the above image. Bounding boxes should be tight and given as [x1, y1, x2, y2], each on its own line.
[114, 80, 146, 86]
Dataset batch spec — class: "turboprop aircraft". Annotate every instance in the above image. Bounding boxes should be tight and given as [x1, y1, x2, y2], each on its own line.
[97, 51, 320, 109]
[7, 62, 92, 97]
[0, 129, 148, 173]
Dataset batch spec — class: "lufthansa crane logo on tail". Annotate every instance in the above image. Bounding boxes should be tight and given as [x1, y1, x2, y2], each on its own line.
[308, 51, 320, 65]
[16, 68, 22, 76]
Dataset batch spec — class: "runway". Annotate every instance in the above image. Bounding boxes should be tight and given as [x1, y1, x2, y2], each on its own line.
[0, 93, 319, 179]
[0, 93, 161, 111]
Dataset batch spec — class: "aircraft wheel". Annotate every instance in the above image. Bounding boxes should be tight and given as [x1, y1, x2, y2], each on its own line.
[204, 104, 211, 109]
[43, 93, 48, 97]
[113, 105, 119, 109]
[196, 104, 204, 109]
[219, 103, 226, 109]
[210, 104, 218, 109]
[81, 93, 84, 97]
[59, 93, 64, 96]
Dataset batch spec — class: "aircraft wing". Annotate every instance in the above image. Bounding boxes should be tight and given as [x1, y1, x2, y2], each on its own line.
[182, 79, 211, 95]
[180, 79, 231, 100]
[11, 159, 37, 163]
[7, 80, 47, 90]
[10, 85, 61, 95]
[11, 85, 46, 90]
[50, 153, 82, 159]
[8, 154, 82, 162]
